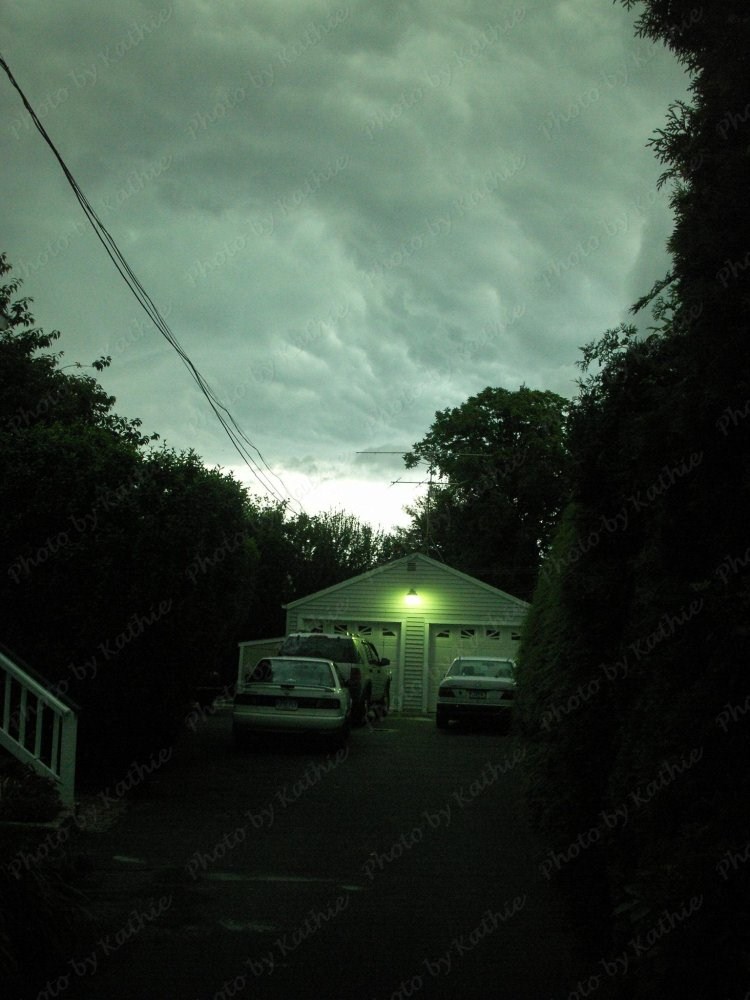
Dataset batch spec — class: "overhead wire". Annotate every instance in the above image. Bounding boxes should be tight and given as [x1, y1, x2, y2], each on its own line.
[0, 53, 303, 513]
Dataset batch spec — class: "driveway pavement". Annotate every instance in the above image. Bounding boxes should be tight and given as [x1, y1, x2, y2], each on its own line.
[20, 708, 618, 999]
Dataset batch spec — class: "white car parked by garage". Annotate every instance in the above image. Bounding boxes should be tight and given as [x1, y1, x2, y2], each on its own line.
[233, 656, 352, 749]
[435, 656, 516, 730]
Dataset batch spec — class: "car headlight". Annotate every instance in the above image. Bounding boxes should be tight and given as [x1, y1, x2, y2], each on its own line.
[438, 687, 455, 698]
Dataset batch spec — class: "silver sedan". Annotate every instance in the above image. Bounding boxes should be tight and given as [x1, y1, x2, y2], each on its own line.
[435, 657, 516, 729]
[233, 656, 352, 749]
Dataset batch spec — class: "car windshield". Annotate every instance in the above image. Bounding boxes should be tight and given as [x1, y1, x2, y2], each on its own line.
[281, 635, 357, 663]
[247, 658, 335, 687]
[449, 660, 514, 680]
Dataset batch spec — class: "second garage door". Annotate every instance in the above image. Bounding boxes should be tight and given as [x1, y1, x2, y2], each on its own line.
[426, 624, 520, 711]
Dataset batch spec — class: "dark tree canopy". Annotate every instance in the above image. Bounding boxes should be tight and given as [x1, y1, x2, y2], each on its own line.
[516, 5, 750, 995]
[0, 251, 393, 780]
[0, 254, 260, 781]
[401, 385, 570, 599]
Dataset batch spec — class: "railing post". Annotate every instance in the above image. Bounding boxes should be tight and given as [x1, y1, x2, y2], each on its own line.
[0, 646, 79, 812]
[58, 711, 78, 809]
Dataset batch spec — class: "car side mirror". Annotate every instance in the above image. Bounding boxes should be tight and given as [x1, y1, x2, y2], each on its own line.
[379, 657, 390, 666]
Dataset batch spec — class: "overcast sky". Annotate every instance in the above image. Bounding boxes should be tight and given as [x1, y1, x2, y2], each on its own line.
[1, 0, 689, 531]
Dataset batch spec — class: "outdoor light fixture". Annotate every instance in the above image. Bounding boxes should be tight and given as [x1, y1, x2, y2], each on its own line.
[405, 588, 420, 606]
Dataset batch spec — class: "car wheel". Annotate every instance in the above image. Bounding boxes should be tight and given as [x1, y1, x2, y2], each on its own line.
[371, 684, 390, 723]
[381, 683, 390, 717]
[436, 708, 449, 729]
[354, 689, 371, 727]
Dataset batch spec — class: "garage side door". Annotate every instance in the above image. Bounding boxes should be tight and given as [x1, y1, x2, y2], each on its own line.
[427, 624, 520, 711]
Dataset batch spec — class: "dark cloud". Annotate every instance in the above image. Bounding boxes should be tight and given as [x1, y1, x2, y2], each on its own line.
[1, 0, 689, 529]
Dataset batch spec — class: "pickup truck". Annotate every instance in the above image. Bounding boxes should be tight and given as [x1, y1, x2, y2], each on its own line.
[277, 631, 391, 725]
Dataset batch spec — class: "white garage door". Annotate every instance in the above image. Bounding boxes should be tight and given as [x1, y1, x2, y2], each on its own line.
[427, 624, 520, 711]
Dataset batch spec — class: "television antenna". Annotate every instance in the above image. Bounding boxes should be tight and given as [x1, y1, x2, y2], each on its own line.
[356, 450, 449, 553]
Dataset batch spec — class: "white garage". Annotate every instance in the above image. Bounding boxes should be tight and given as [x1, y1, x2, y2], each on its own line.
[239, 553, 529, 714]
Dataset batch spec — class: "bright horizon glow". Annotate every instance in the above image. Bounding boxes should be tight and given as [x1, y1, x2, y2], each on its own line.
[227, 466, 424, 533]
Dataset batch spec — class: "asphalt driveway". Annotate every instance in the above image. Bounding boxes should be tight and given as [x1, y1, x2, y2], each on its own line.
[23, 708, 618, 999]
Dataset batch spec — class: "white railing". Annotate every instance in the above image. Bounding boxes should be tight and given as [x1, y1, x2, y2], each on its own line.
[0, 646, 78, 809]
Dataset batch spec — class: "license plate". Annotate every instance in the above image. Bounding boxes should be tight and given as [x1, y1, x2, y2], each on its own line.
[468, 690, 486, 699]
[275, 699, 298, 710]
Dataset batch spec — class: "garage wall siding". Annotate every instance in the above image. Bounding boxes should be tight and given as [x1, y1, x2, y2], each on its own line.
[280, 554, 529, 714]
[402, 616, 426, 711]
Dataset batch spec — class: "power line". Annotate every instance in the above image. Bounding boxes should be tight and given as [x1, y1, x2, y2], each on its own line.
[0, 53, 302, 514]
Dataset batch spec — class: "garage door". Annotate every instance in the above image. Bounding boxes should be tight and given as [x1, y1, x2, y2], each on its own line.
[301, 619, 402, 705]
[427, 624, 520, 711]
